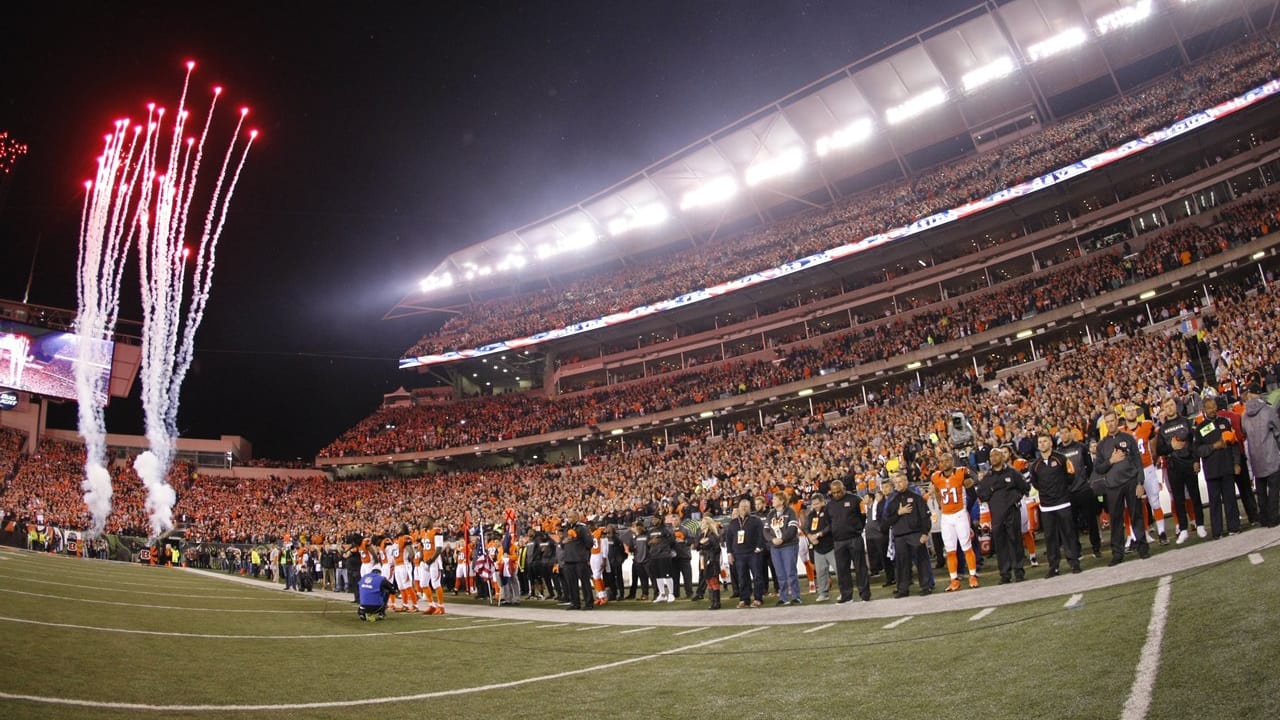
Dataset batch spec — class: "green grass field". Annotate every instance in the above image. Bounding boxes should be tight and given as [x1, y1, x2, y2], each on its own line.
[1, 538, 1278, 720]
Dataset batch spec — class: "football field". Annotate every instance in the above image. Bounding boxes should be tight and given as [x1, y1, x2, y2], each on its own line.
[1, 531, 1279, 720]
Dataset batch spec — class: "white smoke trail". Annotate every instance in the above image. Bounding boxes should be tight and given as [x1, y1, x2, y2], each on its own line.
[74, 62, 256, 540]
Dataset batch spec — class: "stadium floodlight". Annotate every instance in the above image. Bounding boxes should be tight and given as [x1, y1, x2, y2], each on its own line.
[679, 175, 739, 210]
[418, 272, 453, 293]
[606, 202, 669, 237]
[962, 56, 1017, 93]
[815, 118, 873, 157]
[885, 87, 947, 125]
[1096, 0, 1152, 35]
[560, 228, 597, 251]
[495, 253, 527, 272]
[744, 146, 805, 187]
[1027, 27, 1088, 62]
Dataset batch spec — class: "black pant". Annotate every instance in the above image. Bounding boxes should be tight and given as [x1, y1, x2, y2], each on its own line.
[671, 557, 694, 597]
[1205, 476, 1241, 537]
[562, 561, 592, 609]
[892, 535, 930, 595]
[628, 561, 651, 597]
[1256, 471, 1280, 527]
[991, 508, 1025, 579]
[865, 532, 893, 581]
[348, 569, 360, 602]
[734, 553, 764, 602]
[1104, 485, 1148, 559]
[1235, 467, 1260, 525]
[833, 537, 871, 601]
[1166, 463, 1205, 532]
[1040, 506, 1080, 570]
[1070, 488, 1102, 554]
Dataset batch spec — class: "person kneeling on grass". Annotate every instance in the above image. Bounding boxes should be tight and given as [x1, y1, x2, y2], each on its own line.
[357, 567, 394, 622]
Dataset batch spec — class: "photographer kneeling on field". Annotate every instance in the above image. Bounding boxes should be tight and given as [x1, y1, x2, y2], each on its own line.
[357, 567, 394, 622]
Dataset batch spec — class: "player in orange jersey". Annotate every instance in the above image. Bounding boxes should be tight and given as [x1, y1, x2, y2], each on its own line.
[1125, 403, 1168, 544]
[416, 519, 446, 615]
[357, 536, 374, 579]
[930, 451, 980, 591]
[389, 529, 416, 612]
[589, 524, 610, 606]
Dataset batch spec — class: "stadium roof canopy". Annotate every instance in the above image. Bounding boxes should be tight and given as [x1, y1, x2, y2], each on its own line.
[388, 0, 1266, 318]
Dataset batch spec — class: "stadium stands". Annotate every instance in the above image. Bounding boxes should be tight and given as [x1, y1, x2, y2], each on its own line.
[402, 30, 1280, 361]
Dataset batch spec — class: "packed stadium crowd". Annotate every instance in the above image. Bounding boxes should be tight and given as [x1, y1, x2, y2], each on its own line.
[5, 274, 1279, 585]
[403, 30, 1280, 359]
[322, 186, 1279, 458]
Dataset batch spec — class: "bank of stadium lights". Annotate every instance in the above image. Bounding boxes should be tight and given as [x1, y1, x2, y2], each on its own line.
[885, 87, 947, 125]
[744, 146, 805, 187]
[1027, 27, 1088, 62]
[1096, 0, 1152, 35]
[679, 175, 739, 210]
[814, 118, 873, 157]
[962, 56, 1017, 93]
[607, 202, 669, 237]
[535, 228, 598, 260]
[419, 272, 454, 293]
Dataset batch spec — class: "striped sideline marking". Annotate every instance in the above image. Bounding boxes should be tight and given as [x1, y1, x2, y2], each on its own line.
[1249, 553, 1264, 565]
[575, 625, 608, 632]
[619, 626, 655, 634]
[1120, 576, 1173, 720]
[0, 626, 766, 711]
[968, 608, 995, 622]
[0, 573, 271, 599]
[0, 587, 332, 613]
[0, 615, 530, 640]
[534, 623, 568, 629]
[882, 616, 913, 629]
[673, 626, 708, 636]
[1065, 593, 1084, 608]
[802, 622, 833, 634]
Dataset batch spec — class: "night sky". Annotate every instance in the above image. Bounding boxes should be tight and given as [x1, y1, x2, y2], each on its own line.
[0, 1, 976, 460]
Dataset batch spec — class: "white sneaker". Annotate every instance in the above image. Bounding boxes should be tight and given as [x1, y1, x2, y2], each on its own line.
[1175, 530, 1189, 545]
[665, 594, 675, 603]
[652, 594, 665, 603]
[1029, 554, 1039, 567]
[1195, 526, 1208, 539]
[1144, 529, 1156, 544]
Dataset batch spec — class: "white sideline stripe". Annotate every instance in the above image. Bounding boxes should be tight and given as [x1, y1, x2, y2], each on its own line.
[1065, 593, 1084, 608]
[969, 608, 995, 622]
[0, 626, 767, 711]
[802, 622, 833, 634]
[575, 625, 608, 632]
[1120, 576, 1173, 720]
[0, 573, 267, 599]
[1249, 553, 1264, 565]
[0, 614, 532, 639]
[619, 626, 655, 634]
[535, 623, 568, 629]
[0, 587, 330, 613]
[673, 626, 708, 636]
[882, 616, 913, 629]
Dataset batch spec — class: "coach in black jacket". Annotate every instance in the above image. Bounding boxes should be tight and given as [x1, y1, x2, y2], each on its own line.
[1031, 434, 1081, 577]
[977, 447, 1029, 583]
[886, 474, 932, 598]
[825, 480, 871, 602]
[1092, 415, 1149, 564]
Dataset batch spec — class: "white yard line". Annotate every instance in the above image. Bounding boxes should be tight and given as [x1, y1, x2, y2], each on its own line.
[968, 608, 995, 622]
[534, 623, 568, 629]
[1065, 593, 1084, 608]
[619, 626, 655, 634]
[0, 627, 769, 711]
[1120, 576, 1173, 720]
[1249, 553, 1264, 565]
[673, 626, 709, 636]
[802, 622, 834, 634]
[882, 616, 913, 629]
[0, 614, 531, 639]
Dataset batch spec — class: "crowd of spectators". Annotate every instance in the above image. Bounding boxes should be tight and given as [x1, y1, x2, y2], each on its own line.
[323, 187, 1279, 458]
[4, 273, 1277, 550]
[403, 30, 1280, 359]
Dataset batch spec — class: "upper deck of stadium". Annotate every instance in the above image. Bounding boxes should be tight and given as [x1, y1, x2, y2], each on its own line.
[390, 0, 1276, 363]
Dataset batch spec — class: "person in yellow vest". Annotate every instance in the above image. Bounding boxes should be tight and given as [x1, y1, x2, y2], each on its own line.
[250, 548, 262, 578]
[170, 545, 181, 567]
